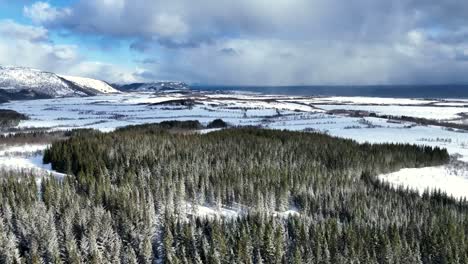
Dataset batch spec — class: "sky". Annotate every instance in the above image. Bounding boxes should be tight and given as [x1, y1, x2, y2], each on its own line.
[1, 0, 468, 85]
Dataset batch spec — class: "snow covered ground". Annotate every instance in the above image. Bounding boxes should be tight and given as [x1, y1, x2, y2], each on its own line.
[317, 104, 467, 120]
[379, 165, 468, 200]
[0, 92, 467, 200]
[0, 93, 324, 132]
[184, 202, 299, 219]
[0, 144, 65, 179]
[1, 93, 467, 162]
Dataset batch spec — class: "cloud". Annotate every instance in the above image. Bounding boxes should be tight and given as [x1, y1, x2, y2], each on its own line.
[455, 51, 468, 61]
[66, 61, 139, 83]
[132, 68, 160, 81]
[135, 58, 159, 65]
[150, 13, 188, 38]
[24, 1, 71, 24]
[0, 20, 141, 83]
[22, 0, 420, 44]
[219, 48, 238, 56]
[17, 0, 468, 84]
[129, 40, 153, 52]
[0, 19, 49, 42]
[142, 36, 468, 85]
[151, 38, 399, 85]
[0, 20, 77, 71]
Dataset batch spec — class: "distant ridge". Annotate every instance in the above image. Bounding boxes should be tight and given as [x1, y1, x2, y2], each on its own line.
[0, 66, 120, 102]
[116, 81, 190, 92]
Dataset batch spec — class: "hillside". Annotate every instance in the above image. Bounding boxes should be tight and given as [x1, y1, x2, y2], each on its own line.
[0, 66, 119, 101]
[58, 75, 120, 94]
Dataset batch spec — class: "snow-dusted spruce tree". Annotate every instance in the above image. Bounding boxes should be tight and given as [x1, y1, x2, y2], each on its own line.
[1, 124, 466, 262]
[0, 217, 22, 263]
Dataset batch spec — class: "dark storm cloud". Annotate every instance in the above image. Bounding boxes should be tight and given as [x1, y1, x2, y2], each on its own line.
[129, 40, 153, 52]
[219, 48, 238, 56]
[426, 29, 468, 45]
[455, 52, 468, 62]
[157, 38, 201, 49]
[21, 0, 468, 84]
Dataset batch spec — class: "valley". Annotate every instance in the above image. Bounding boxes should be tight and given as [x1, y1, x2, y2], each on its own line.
[1, 90, 467, 200]
[0, 88, 467, 262]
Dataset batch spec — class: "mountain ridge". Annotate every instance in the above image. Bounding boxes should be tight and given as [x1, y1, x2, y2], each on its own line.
[0, 65, 192, 102]
[0, 66, 120, 102]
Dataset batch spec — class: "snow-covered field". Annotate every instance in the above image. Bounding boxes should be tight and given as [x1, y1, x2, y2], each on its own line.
[0, 144, 65, 180]
[318, 104, 468, 120]
[1, 92, 468, 200]
[379, 165, 468, 200]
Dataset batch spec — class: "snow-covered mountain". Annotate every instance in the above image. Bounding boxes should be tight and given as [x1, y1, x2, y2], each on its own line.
[0, 66, 120, 101]
[117, 81, 190, 92]
[58, 75, 120, 94]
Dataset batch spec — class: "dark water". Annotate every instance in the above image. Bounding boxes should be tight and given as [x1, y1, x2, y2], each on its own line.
[192, 85, 468, 99]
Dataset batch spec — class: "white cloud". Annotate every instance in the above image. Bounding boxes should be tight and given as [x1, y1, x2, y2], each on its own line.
[0, 21, 78, 72]
[150, 14, 188, 38]
[49, 45, 79, 61]
[407, 30, 425, 46]
[0, 19, 48, 42]
[0, 20, 138, 83]
[66, 61, 139, 83]
[23, 1, 71, 24]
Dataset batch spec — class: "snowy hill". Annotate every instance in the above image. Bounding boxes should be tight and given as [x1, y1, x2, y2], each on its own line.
[59, 75, 120, 94]
[117, 81, 190, 92]
[0, 66, 119, 101]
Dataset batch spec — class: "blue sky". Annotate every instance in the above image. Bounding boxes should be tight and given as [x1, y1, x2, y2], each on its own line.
[1, 0, 468, 85]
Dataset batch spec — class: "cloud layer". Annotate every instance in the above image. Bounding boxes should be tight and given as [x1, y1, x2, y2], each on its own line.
[4, 0, 468, 84]
[0, 18, 139, 83]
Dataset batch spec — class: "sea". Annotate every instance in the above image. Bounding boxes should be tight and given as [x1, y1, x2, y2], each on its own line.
[193, 85, 468, 99]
